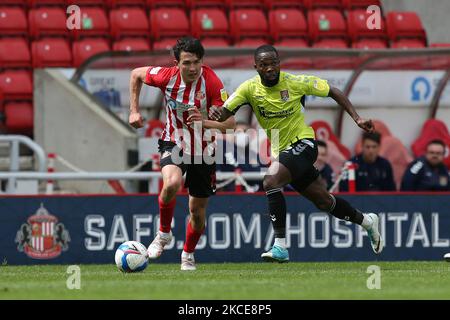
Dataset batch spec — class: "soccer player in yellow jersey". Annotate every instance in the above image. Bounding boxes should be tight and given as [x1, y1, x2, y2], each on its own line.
[210, 45, 383, 262]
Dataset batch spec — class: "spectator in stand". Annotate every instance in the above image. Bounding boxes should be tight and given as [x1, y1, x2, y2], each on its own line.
[314, 140, 335, 190]
[340, 131, 396, 191]
[401, 139, 450, 191]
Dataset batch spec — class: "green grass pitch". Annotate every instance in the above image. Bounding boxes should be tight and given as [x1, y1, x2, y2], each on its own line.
[1, 261, 449, 299]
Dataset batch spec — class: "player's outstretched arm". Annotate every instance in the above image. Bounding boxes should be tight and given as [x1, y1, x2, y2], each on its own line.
[129, 67, 147, 129]
[328, 86, 374, 133]
[209, 106, 234, 123]
[187, 107, 236, 133]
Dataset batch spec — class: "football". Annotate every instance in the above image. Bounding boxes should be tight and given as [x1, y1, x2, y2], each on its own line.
[444, 253, 450, 262]
[115, 241, 149, 273]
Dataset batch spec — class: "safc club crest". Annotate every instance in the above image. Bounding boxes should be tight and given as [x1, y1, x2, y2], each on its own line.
[15, 204, 70, 259]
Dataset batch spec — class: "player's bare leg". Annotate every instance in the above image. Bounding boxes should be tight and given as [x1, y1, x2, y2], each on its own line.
[181, 196, 208, 270]
[261, 161, 291, 263]
[301, 178, 383, 254]
[148, 165, 182, 259]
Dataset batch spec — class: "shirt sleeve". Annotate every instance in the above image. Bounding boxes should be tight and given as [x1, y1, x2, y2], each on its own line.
[298, 75, 330, 97]
[224, 81, 250, 114]
[206, 70, 227, 107]
[143, 66, 172, 88]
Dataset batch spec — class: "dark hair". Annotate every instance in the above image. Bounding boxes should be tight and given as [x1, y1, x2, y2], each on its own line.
[362, 131, 381, 144]
[427, 139, 446, 149]
[254, 45, 279, 62]
[316, 140, 327, 148]
[173, 36, 205, 61]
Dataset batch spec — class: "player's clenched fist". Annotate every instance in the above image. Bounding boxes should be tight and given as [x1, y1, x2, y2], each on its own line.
[129, 111, 144, 128]
[356, 118, 374, 133]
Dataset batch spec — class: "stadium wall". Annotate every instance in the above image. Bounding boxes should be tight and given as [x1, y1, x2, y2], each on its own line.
[3, 193, 450, 265]
[33, 69, 138, 194]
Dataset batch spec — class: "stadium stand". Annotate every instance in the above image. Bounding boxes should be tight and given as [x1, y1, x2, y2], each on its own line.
[229, 9, 269, 42]
[308, 9, 348, 43]
[268, 8, 308, 42]
[147, 0, 187, 9]
[72, 37, 110, 67]
[347, 9, 387, 43]
[227, 0, 265, 9]
[28, 7, 68, 39]
[0, 6, 28, 37]
[108, 0, 147, 8]
[150, 7, 190, 40]
[354, 120, 413, 188]
[310, 120, 352, 159]
[304, 0, 343, 10]
[109, 7, 149, 40]
[342, 0, 382, 10]
[32, 37, 72, 67]
[411, 119, 450, 169]
[71, 6, 109, 39]
[0, 37, 31, 68]
[112, 38, 151, 51]
[386, 11, 427, 45]
[4, 101, 33, 135]
[264, 0, 305, 10]
[190, 8, 229, 40]
[0, 70, 33, 101]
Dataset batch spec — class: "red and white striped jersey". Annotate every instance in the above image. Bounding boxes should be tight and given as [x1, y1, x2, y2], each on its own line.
[144, 65, 227, 154]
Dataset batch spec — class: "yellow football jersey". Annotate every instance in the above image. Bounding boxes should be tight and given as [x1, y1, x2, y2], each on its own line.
[224, 72, 330, 157]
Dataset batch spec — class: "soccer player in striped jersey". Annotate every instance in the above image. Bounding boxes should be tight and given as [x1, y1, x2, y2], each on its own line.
[129, 37, 235, 270]
[210, 45, 383, 262]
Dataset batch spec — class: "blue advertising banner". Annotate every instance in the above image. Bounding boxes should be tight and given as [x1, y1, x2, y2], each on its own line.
[1, 194, 449, 265]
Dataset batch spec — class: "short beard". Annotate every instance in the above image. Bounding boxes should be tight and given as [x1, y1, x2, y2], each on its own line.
[262, 73, 280, 87]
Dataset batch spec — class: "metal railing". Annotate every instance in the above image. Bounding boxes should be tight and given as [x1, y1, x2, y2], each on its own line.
[0, 135, 47, 194]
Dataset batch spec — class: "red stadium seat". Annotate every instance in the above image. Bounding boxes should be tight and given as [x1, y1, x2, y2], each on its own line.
[71, 7, 109, 39]
[150, 8, 189, 40]
[147, 0, 186, 8]
[191, 8, 229, 39]
[342, 0, 381, 10]
[412, 119, 450, 169]
[201, 37, 229, 47]
[188, 0, 226, 8]
[28, 0, 66, 7]
[110, 7, 149, 40]
[4, 102, 33, 135]
[269, 9, 308, 42]
[152, 37, 179, 50]
[304, 0, 342, 9]
[67, 0, 106, 6]
[308, 9, 348, 42]
[274, 38, 309, 48]
[0, 1, 27, 7]
[264, 0, 305, 10]
[29, 7, 68, 39]
[310, 120, 351, 160]
[234, 37, 268, 47]
[112, 38, 151, 51]
[352, 38, 387, 49]
[312, 39, 352, 69]
[312, 38, 348, 48]
[390, 39, 426, 49]
[0, 7, 28, 37]
[107, 0, 146, 8]
[72, 38, 110, 67]
[32, 38, 72, 67]
[386, 11, 427, 44]
[0, 38, 31, 68]
[0, 70, 33, 101]
[229, 9, 269, 42]
[226, 0, 265, 9]
[347, 9, 387, 42]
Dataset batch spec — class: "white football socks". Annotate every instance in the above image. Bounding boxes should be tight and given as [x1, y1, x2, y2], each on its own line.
[274, 238, 286, 249]
[361, 214, 374, 230]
